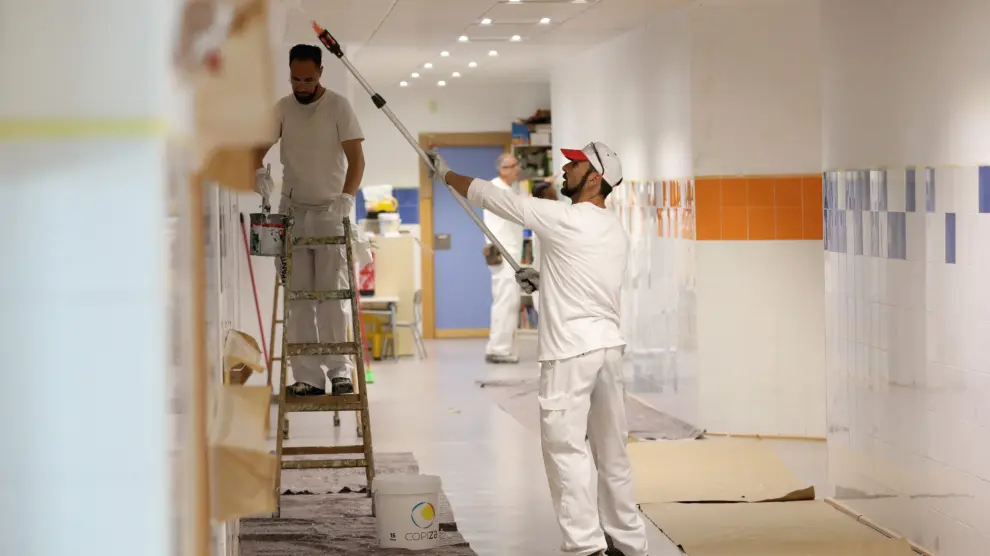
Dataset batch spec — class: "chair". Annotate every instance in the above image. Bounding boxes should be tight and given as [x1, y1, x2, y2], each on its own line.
[382, 289, 428, 360]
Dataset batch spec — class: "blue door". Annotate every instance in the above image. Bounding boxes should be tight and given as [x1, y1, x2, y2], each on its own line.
[432, 145, 505, 332]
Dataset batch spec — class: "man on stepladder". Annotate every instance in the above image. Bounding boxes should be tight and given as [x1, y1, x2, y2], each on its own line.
[254, 44, 366, 397]
[425, 143, 648, 556]
[481, 152, 524, 364]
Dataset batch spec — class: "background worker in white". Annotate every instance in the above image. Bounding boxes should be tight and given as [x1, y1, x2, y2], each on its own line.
[254, 44, 366, 397]
[481, 152, 524, 364]
[425, 143, 649, 556]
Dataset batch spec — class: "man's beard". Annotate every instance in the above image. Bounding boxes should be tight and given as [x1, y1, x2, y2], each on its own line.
[294, 91, 317, 104]
[561, 169, 592, 199]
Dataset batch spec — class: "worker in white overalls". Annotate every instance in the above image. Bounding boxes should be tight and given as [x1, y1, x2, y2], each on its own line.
[481, 152, 524, 364]
[254, 44, 368, 397]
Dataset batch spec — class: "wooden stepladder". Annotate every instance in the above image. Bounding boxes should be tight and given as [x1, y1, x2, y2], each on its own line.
[271, 215, 375, 517]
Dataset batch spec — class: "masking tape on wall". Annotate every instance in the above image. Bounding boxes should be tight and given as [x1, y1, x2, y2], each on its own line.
[0, 117, 169, 140]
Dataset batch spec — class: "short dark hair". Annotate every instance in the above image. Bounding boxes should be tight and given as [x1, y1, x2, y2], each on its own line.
[289, 44, 322, 66]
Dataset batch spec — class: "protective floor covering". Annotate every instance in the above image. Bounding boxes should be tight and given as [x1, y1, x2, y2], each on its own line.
[476, 377, 703, 441]
[239, 452, 477, 555]
[641, 501, 916, 556]
[628, 437, 815, 504]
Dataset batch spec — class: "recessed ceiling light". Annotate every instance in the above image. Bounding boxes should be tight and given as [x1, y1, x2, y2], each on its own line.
[423, 62, 433, 68]
[452, 71, 461, 77]
[400, 81, 408, 87]
[440, 51, 450, 57]
[488, 50, 498, 56]
[510, 35, 521, 41]
[509, 0, 521, 3]
[540, 17, 551, 24]
[458, 35, 469, 42]
[438, 80, 447, 87]
[481, 18, 492, 25]
[468, 61, 478, 68]
[411, 72, 420, 78]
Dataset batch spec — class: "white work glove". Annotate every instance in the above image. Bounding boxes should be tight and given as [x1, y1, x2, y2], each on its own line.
[425, 150, 452, 184]
[255, 164, 275, 208]
[515, 267, 540, 294]
[333, 193, 356, 217]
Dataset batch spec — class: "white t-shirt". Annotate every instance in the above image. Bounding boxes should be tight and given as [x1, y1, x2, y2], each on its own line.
[468, 178, 628, 362]
[277, 89, 363, 206]
[482, 177, 524, 262]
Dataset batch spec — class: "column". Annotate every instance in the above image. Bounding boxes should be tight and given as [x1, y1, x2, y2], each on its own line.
[0, 1, 174, 556]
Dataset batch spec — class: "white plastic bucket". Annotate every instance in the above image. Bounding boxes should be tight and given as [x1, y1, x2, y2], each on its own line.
[373, 474, 442, 550]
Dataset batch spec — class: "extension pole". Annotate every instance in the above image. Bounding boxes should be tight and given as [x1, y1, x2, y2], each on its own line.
[311, 21, 521, 273]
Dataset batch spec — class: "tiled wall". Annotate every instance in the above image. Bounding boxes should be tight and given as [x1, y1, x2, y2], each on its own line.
[608, 179, 699, 424]
[695, 175, 824, 241]
[824, 166, 990, 554]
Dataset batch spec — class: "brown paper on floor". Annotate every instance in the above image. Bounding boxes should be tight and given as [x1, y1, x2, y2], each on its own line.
[209, 385, 276, 520]
[641, 501, 916, 556]
[629, 438, 814, 503]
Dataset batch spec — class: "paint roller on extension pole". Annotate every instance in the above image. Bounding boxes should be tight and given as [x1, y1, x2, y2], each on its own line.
[311, 21, 522, 273]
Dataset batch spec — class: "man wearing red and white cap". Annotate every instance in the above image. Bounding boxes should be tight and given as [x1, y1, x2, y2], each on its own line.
[425, 142, 649, 556]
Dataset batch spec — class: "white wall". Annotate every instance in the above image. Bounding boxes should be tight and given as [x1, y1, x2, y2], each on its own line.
[551, 0, 826, 437]
[822, 1, 990, 553]
[356, 82, 551, 188]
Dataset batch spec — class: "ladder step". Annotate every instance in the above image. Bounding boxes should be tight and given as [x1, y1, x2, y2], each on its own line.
[286, 289, 354, 302]
[282, 445, 366, 456]
[284, 393, 363, 412]
[286, 342, 360, 357]
[294, 236, 346, 246]
[281, 458, 367, 470]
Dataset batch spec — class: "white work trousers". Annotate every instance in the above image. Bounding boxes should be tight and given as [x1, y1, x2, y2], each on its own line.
[539, 346, 649, 556]
[486, 261, 520, 356]
[279, 198, 355, 388]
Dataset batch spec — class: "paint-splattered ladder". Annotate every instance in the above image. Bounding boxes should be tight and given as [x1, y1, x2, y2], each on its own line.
[271, 217, 375, 518]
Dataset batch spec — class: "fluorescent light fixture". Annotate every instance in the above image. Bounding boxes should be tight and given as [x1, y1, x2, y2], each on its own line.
[423, 62, 433, 68]
[458, 35, 469, 42]
[481, 18, 492, 25]
[488, 50, 498, 56]
[468, 61, 478, 68]
[438, 80, 447, 87]
[510, 35, 521, 41]
[440, 51, 450, 57]
[411, 72, 420, 78]
[540, 17, 551, 24]
[509, 0, 521, 3]
[452, 71, 461, 77]
[400, 81, 408, 87]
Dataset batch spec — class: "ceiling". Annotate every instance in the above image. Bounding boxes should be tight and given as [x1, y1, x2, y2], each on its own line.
[273, 0, 695, 87]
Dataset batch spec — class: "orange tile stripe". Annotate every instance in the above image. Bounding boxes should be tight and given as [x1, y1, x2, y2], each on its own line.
[695, 174, 823, 241]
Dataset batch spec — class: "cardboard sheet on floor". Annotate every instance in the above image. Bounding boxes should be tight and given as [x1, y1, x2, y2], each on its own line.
[628, 438, 814, 504]
[641, 500, 916, 556]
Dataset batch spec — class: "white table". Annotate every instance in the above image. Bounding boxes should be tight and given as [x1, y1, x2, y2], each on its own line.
[359, 295, 400, 361]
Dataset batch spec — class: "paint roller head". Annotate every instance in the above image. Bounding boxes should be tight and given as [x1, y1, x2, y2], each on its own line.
[311, 20, 344, 58]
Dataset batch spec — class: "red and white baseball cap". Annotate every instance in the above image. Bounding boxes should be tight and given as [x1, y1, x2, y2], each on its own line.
[560, 142, 623, 187]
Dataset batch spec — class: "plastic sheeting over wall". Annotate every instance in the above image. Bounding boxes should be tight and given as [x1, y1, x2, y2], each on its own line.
[608, 179, 698, 424]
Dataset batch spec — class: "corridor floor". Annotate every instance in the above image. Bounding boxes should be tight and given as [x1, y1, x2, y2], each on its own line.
[277, 339, 828, 556]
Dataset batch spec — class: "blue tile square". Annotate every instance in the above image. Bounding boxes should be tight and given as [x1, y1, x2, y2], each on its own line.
[925, 167, 936, 213]
[979, 166, 990, 213]
[887, 212, 906, 260]
[945, 213, 956, 264]
[837, 210, 847, 254]
[906, 168, 916, 212]
[877, 170, 888, 212]
[852, 210, 864, 255]
[870, 212, 880, 257]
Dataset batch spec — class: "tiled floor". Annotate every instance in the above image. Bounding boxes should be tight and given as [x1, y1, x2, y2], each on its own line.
[276, 339, 828, 556]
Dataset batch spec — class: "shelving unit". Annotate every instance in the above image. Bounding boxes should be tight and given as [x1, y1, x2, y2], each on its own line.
[510, 114, 551, 334]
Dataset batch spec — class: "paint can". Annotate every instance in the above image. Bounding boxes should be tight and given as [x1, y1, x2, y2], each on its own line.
[249, 212, 289, 257]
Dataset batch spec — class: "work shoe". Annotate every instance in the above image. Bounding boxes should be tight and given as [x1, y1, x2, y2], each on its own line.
[330, 377, 354, 395]
[484, 354, 519, 364]
[605, 533, 625, 556]
[286, 382, 326, 397]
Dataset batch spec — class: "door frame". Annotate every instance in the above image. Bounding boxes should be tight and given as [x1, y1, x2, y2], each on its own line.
[418, 131, 513, 339]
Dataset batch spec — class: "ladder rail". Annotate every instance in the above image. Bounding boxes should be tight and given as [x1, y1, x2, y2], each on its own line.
[272, 211, 295, 518]
[344, 218, 376, 494]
